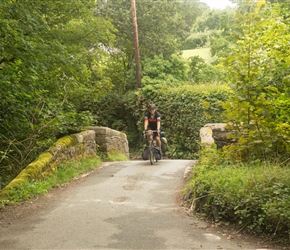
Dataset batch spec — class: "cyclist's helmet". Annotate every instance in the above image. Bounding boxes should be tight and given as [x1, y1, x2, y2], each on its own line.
[148, 104, 156, 110]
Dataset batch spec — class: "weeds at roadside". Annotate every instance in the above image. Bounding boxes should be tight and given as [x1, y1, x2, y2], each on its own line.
[100, 151, 128, 162]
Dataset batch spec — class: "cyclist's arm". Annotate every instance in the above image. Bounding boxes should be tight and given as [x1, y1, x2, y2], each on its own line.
[157, 117, 161, 132]
[144, 117, 148, 130]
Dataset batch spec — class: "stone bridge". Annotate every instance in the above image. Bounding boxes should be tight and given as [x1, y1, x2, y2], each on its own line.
[1, 124, 231, 199]
[0, 127, 129, 199]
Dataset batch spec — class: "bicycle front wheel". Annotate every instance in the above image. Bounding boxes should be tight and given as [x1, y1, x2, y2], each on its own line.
[149, 144, 155, 165]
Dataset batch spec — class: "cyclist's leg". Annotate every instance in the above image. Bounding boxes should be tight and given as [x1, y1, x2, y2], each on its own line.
[153, 134, 162, 160]
[155, 135, 161, 149]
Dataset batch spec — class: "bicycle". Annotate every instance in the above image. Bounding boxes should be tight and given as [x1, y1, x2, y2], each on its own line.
[143, 130, 158, 165]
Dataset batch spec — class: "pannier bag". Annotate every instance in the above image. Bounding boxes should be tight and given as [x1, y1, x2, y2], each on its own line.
[161, 137, 168, 152]
[142, 146, 150, 160]
[154, 147, 162, 160]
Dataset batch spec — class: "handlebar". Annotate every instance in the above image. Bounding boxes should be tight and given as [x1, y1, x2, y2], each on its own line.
[143, 130, 160, 134]
[143, 130, 160, 137]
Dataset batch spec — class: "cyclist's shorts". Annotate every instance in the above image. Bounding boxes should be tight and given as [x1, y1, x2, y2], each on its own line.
[153, 131, 159, 137]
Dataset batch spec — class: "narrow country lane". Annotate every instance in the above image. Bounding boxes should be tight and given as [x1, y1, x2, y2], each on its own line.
[0, 160, 279, 249]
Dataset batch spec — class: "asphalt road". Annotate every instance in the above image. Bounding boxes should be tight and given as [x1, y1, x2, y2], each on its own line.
[0, 160, 277, 249]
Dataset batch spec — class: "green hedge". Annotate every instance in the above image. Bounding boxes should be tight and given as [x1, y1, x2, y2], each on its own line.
[91, 83, 230, 159]
[139, 83, 230, 158]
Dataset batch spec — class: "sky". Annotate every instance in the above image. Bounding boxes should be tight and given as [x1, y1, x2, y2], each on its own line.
[200, 0, 236, 9]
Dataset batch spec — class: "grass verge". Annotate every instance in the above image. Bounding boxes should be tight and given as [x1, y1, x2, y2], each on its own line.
[184, 161, 290, 243]
[0, 152, 128, 209]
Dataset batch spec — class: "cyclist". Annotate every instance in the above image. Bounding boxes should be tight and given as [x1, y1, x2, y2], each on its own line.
[144, 104, 162, 150]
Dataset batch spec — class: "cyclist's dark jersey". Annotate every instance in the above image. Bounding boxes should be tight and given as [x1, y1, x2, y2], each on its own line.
[144, 111, 161, 130]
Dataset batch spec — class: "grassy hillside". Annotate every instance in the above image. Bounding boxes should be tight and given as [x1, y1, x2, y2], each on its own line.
[182, 48, 215, 63]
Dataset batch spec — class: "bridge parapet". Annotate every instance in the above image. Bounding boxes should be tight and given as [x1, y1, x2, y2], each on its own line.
[200, 123, 232, 149]
[85, 126, 129, 158]
[0, 127, 128, 199]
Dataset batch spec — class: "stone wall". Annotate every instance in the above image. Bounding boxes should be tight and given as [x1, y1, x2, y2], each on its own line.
[0, 127, 128, 199]
[85, 126, 129, 158]
[200, 123, 232, 149]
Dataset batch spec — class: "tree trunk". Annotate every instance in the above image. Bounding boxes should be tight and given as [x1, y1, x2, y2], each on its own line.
[131, 0, 141, 88]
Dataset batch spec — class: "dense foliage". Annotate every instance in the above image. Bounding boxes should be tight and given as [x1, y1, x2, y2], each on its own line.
[187, 8, 235, 54]
[221, 1, 290, 162]
[0, 0, 209, 188]
[0, 0, 116, 187]
[184, 1, 290, 243]
[95, 0, 205, 91]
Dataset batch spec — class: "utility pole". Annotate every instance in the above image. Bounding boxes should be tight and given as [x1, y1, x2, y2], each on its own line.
[131, 0, 141, 88]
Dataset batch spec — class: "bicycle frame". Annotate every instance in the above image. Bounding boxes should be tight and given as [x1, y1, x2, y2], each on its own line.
[144, 130, 158, 165]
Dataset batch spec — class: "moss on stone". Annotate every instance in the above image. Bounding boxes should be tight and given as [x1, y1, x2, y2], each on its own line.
[0, 128, 126, 201]
[56, 135, 78, 147]
[1, 152, 53, 195]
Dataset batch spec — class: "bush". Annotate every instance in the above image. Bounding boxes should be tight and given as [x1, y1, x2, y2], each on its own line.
[185, 162, 290, 240]
[187, 56, 224, 83]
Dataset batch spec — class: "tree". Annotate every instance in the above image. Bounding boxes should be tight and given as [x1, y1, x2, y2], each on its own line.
[222, 1, 290, 162]
[130, 0, 141, 88]
[0, 0, 116, 186]
[95, 0, 205, 90]
[189, 8, 236, 56]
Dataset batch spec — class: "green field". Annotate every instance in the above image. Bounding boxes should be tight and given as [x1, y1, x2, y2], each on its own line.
[182, 47, 215, 63]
